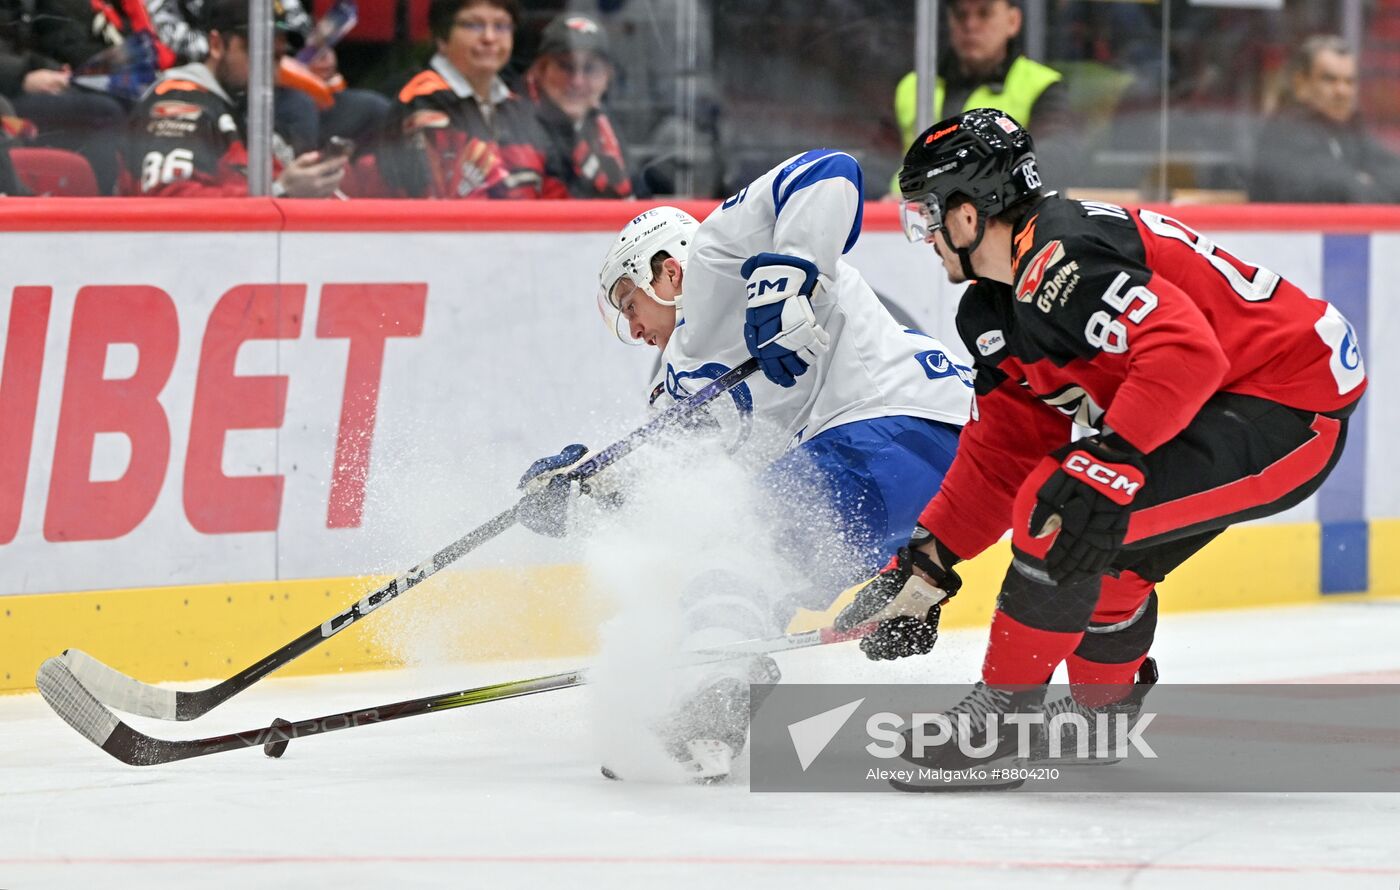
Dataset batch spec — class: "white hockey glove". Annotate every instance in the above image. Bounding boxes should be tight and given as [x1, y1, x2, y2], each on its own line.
[834, 527, 962, 661]
[516, 444, 621, 537]
[741, 252, 830, 388]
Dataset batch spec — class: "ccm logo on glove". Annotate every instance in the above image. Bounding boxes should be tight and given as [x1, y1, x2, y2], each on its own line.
[740, 252, 830, 388]
[747, 276, 790, 299]
[1061, 450, 1144, 505]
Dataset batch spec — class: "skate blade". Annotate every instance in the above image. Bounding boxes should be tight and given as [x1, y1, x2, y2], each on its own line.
[599, 764, 731, 785]
[891, 755, 1026, 792]
[890, 774, 1025, 793]
[1032, 755, 1122, 767]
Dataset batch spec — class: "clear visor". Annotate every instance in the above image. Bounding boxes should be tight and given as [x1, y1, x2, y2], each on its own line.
[899, 194, 944, 243]
[596, 273, 648, 345]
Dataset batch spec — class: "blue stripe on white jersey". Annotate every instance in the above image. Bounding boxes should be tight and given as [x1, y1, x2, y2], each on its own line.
[770, 150, 864, 254]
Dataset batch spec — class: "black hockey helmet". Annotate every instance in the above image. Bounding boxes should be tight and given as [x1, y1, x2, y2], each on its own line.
[896, 108, 1042, 244]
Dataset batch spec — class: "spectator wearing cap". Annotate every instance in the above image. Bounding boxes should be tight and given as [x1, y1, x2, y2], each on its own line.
[890, 0, 1071, 191]
[124, 0, 345, 196]
[1249, 34, 1400, 203]
[525, 12, 631, 198]
[144, 0, 390, 156]
[382, 0, 567, 199]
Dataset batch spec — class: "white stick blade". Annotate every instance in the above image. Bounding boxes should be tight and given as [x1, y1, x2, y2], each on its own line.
[36, 657, 122, 748]
[61, 649, 178, 719]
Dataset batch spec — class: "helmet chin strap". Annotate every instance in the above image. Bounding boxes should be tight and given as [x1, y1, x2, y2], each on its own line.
[640, 282, 678, 308]
[640, 256, 687, 308]
[938, 211, 988, 281]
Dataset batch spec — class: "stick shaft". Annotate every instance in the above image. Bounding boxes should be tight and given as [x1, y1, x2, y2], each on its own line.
[61, 358, 761, 722]
[40, 618, 873, 767]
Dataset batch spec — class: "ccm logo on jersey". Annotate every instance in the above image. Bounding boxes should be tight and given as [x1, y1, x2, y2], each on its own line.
[1063, 450, 1144, 505]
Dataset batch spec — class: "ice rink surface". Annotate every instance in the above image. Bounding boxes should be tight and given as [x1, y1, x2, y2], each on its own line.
[3, 599, 1398, 890]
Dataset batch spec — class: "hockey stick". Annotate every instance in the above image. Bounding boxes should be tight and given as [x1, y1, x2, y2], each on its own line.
[58, 358, 761, 723]
[38, 618, 874, 767]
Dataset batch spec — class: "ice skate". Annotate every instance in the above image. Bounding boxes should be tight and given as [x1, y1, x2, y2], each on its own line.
[890, 682, 1046, 792]
[1034, 658, 1158, 766]
[601, 656, 778, 784]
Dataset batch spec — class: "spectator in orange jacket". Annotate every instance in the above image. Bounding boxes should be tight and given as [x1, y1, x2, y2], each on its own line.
[382, 0, 567, 199]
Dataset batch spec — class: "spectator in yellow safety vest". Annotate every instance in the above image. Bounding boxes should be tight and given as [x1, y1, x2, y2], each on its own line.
[890, 0, 1072, 194]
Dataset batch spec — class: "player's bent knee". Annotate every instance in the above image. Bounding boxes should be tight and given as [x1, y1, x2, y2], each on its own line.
[997, 554, 1102, 633]
[1075, 589, 1159, 665]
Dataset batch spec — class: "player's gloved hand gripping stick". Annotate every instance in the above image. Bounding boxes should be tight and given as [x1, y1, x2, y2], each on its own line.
[516, 443, 625, 538]
[835, 525, 962, 661]
[52, 358, 761, 722]
[1028, 434, 1146, 584]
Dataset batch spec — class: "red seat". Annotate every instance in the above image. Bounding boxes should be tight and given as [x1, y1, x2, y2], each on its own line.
[10, 147, 98, 196]
[312, 0, 398, 42]
[408, 0, 430, 41]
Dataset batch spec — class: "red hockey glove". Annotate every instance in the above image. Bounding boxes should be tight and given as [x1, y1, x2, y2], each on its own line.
[1029, 435, 1146, 584]
[835, 528, 961, 661]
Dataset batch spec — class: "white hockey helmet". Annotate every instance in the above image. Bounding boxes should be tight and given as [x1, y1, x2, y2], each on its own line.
[597, 206, 699, 343]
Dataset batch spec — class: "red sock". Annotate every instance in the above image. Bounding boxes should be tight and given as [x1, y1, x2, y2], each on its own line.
[1066, 653, 1146, 708]
[981, 610, 1082, 686]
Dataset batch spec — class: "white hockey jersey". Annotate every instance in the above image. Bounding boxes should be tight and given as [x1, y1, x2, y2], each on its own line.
[649, 149, 973, 453]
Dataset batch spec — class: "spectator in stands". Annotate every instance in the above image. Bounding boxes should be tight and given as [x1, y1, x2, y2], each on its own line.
[890, 0, 1072, 190]
[125, 0, 345, 196]
[0, 0, 153, 193]
[580, 0, 724, 198]
[145, 0, 391, 156]
[525, 12, 631, 198]
[382, 0, 567, 199]
[1250, 35, 1400, 203]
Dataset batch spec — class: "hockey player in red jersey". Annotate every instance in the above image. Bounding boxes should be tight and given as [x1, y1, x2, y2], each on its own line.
[836, 108, 1367, 790]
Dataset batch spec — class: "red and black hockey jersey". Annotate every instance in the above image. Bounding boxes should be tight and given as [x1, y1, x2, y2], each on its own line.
[383, 56, 568, 200]
[921, 194, 1367, 560]
[124, 62, 285, 196]
[528, 86, 632, 199]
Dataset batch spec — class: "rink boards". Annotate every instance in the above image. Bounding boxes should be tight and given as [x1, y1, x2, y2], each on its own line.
[1, 200, 1396, 691]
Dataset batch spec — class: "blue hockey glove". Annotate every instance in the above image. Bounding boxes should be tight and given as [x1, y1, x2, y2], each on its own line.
[741, 252, 830, 387]
[517, 444, 620, 537]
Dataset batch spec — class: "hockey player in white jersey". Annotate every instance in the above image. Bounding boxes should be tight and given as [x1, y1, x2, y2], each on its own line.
[520, 149, 972, 780]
